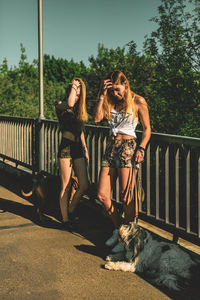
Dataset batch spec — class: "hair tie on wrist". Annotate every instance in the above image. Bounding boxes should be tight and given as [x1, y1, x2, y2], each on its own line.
[69, 83, 78, 88]
[99, 95, 104, 101]
[54, 100, 62, 106]
[137, 146, 146, 152]
[72, 86, 77, 92]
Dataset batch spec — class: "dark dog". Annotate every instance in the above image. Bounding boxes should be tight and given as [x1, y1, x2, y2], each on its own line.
[20, 170, 113, 224]
[20, 172, 79, 222]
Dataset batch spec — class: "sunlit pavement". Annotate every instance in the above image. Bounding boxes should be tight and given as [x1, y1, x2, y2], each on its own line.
[0, 169, 199, 300]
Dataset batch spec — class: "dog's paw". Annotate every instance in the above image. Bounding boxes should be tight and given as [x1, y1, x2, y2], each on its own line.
[106, 255, 111, 262]
[105, 262, 115, 270]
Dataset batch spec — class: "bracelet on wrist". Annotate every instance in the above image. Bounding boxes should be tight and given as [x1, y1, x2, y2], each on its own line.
[69, 82, 78, 89]
[99, 95, 104, 101]
[71, 86, 77, 92]
[137, 146, 146, 152]
[54, 100, 62, 106]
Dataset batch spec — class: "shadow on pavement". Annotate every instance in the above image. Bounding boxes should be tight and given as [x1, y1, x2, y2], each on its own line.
[0, 167, 115, 248]
[1, 168, 200, 300]
[0, 197, 64, 230]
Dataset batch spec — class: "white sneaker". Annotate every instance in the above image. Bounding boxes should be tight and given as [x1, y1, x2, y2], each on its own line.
[105, 229, 119, 247]
[111, 242, 125, 253]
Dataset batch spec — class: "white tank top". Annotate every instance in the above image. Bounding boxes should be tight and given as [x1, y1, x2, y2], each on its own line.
[109, 108, 138, 138]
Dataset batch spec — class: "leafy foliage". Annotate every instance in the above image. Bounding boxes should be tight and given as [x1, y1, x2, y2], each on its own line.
[143, 0, 200, 136]
[0, 0, 199, 137]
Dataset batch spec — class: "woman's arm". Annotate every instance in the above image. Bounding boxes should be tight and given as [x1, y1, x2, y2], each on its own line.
[94, 79, 113, 123]
[94, 95, 105, 123]
[81, 131, 89, 163]
[67, 79, 80, 107]
[55, 79, 80, 111]
[135, 97, 151, 163]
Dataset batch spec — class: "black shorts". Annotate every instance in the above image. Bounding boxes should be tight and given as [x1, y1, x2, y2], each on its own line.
[58, 138, 84, 159]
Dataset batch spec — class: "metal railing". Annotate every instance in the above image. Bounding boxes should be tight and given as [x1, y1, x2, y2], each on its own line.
[0, 116, 36, 171]
[0, 115, 200, 244]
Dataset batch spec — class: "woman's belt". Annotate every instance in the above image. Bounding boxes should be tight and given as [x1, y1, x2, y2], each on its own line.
[109, 134, 135, 140]
[62, 131, 80, 142]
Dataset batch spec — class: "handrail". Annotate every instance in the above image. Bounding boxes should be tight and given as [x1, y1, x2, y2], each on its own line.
[0, 115, 200, 245]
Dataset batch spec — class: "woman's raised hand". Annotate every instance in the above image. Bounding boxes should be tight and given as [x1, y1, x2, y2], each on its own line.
[72, 79, 81, 88]
[103, 79, 113, 95]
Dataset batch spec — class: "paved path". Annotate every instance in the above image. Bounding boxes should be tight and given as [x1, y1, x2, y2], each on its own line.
[0, 169, 199, 300]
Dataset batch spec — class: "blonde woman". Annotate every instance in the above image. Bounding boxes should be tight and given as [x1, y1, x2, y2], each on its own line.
[94, 71, 151, 250]
[55, 78, 89, 230]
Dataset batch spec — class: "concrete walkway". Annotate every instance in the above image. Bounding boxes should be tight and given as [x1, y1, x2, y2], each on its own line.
[0, 169, 199, 300]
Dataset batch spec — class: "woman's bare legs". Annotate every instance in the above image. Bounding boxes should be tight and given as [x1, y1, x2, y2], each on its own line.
[97, 167, 120, 228]
[59, 158, 73, 222]
[118, 167, 138, 224]
[68, 157, 89, 214]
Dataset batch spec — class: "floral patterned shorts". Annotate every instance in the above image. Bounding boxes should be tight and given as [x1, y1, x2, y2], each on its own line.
[102, 139, 139, 168]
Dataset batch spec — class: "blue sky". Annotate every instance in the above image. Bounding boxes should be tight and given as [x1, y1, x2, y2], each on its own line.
[0, 0, 175, 67]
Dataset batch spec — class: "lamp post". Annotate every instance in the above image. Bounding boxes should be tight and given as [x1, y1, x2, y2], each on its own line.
[38, 0, 44, 120]
[38, 0, 44, 172]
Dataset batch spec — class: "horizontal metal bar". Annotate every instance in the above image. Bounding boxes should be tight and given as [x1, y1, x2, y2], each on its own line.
[0, 154, 33, 170]
[0, 116, 200, 245]
[139, 212, 200, 246]
[0, 115, 35, 123]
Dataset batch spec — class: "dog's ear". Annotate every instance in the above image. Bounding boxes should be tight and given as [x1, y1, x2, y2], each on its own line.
[141, 229, 147, 241]
[130, 223, 140, 239]
[36, 173, 46, 185]
[128, 226, 146, 260]
[123, 222, 140, 245]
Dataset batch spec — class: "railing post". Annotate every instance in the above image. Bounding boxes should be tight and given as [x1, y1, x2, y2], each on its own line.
[175, 146, 180, 228]
[38, 0, 44, 120]
[146, 144, 151, 216]
[165, 146, 169, 224]
[32, 119, 37, 174]
[37, 119, 45, 173]
[198, 153, 200, 238]
[38, 0, 45, 172]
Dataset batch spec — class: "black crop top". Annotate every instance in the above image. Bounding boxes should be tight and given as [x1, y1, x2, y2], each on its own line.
[56, 103, 84, 138]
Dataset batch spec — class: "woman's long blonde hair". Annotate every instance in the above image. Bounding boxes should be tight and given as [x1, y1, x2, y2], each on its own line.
[71, 78, 88, 123]
[102, 71, 136, 120]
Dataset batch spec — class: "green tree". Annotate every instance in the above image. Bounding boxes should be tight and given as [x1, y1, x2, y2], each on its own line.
[143, 0, 200, 137]
[0, 1, 199, 138]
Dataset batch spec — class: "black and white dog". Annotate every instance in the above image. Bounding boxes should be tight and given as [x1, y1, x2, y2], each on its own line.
[105, 222, 198, 291]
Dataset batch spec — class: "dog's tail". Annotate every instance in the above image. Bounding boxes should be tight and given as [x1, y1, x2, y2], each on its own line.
[19, 174, 34, 198]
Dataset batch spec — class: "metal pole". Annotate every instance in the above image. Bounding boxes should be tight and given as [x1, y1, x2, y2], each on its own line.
[38, 0, 44, 172]
[38, 0, 44, 119]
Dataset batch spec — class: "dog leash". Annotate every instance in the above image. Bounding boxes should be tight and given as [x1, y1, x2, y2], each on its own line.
[134, 169, 145, 221]
[122, 167, 144, 222]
